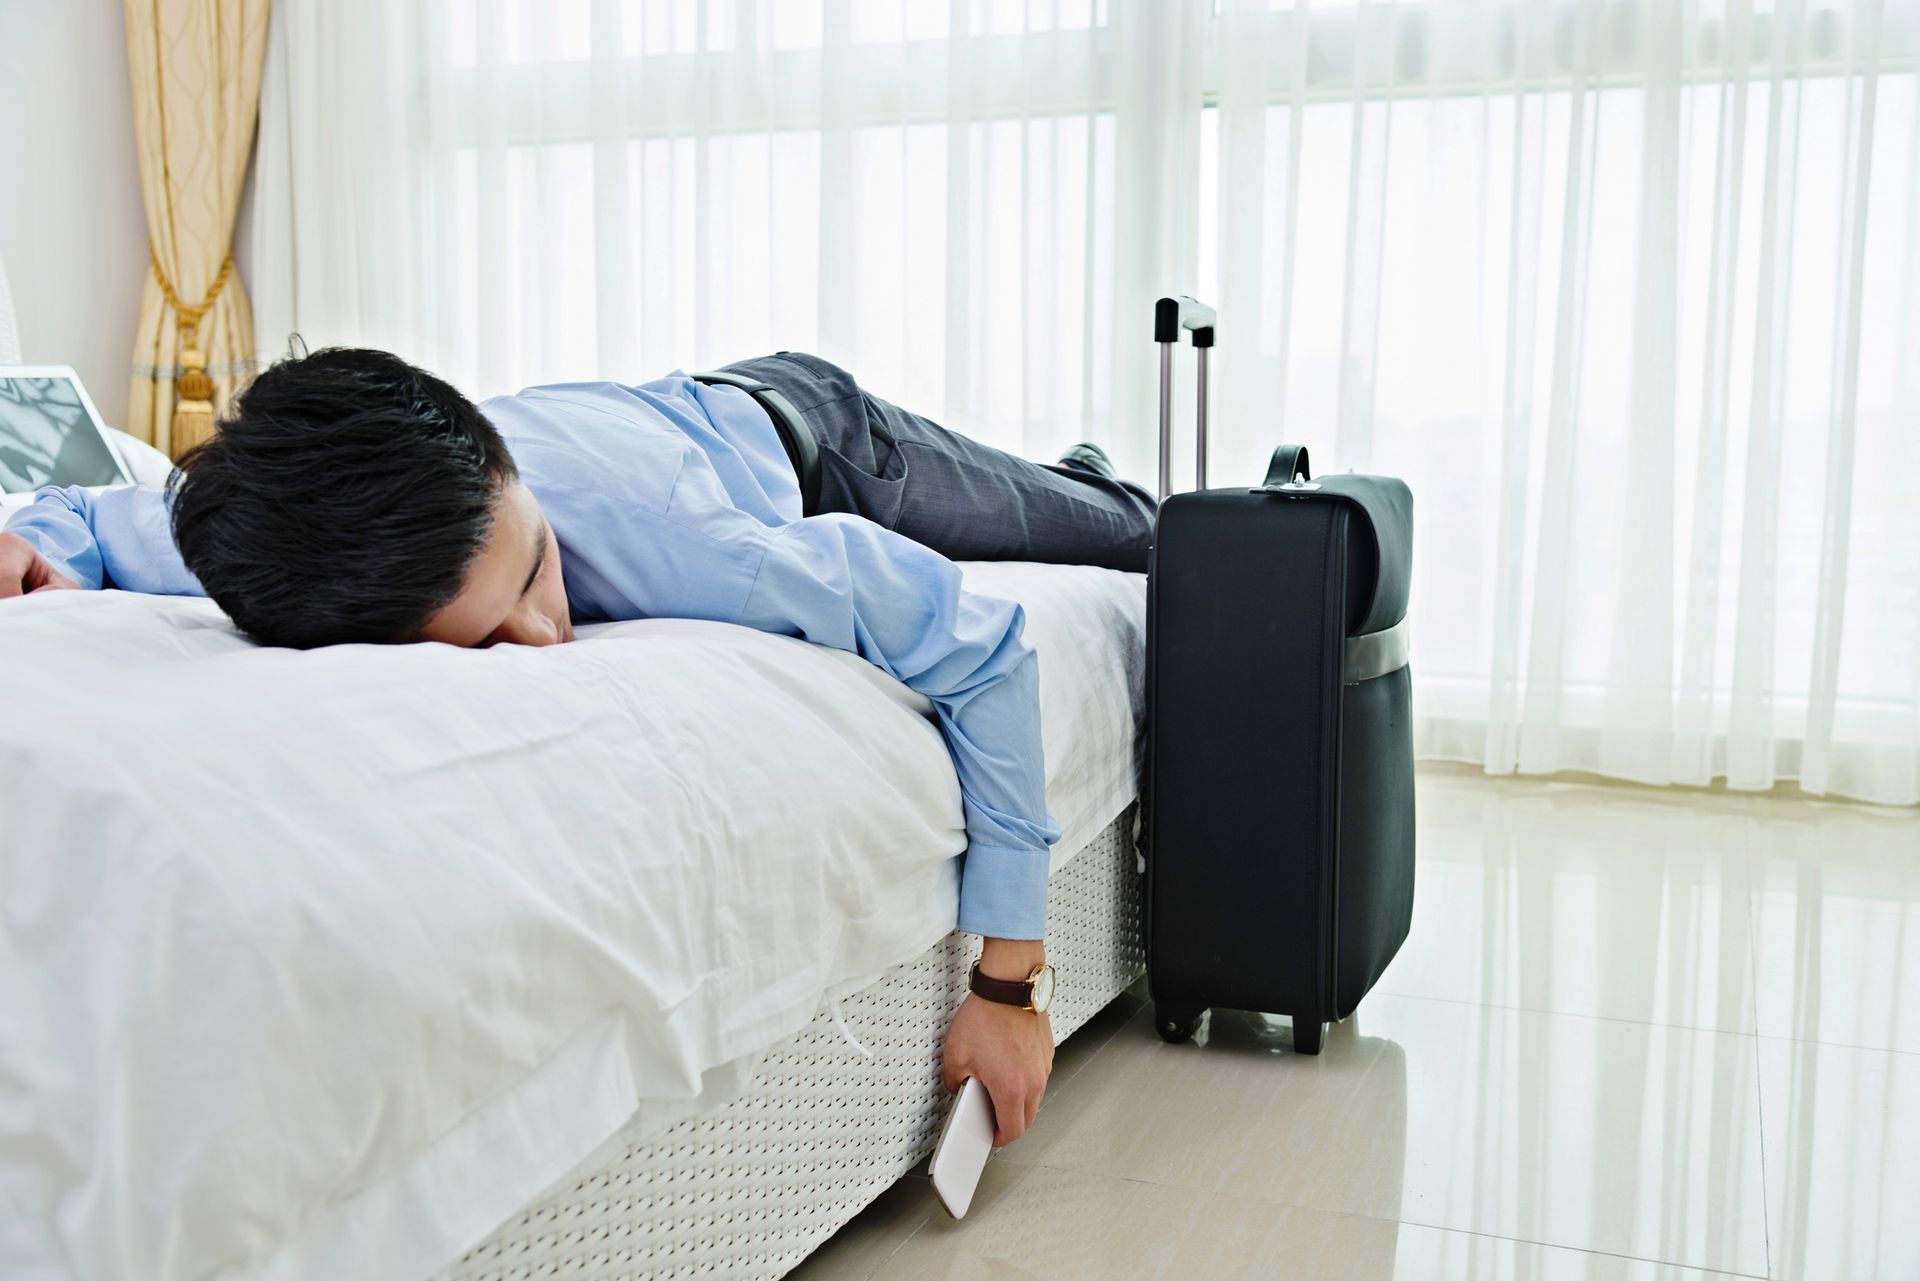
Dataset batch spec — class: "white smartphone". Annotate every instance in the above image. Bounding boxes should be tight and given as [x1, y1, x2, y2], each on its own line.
[928, 1076, 996, 1218]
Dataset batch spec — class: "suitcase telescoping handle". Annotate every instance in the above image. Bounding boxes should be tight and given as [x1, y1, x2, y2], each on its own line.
[1154, 295, 1215, 500]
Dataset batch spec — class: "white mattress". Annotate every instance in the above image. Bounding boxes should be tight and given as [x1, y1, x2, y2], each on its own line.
[0, 561, 1145, 1281]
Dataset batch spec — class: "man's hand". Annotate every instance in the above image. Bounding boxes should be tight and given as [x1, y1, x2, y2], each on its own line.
[0, 532, 78, 599]
[941, 937, 1055, 1148]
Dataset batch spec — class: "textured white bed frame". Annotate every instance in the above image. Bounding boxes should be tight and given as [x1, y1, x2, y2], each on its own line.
[438, 805, 1145, 1280]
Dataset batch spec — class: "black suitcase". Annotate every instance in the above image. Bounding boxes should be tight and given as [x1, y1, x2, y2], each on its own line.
[1143, 296, 1416, 1055]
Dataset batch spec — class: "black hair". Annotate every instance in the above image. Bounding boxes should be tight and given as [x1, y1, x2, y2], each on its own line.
[168, 347, 519, 649]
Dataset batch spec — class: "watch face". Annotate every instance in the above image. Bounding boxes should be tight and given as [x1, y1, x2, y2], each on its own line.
[1031, 965, 1055, 1013]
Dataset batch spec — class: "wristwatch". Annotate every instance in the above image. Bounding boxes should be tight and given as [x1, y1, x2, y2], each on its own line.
[968, 960, 1056, 1014]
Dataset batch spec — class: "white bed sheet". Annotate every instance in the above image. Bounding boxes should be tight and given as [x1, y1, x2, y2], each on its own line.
[0, 561, 1144, 1281]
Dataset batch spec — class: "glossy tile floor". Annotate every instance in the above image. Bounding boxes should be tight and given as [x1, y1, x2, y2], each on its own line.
[789, 769, 1920, 1281]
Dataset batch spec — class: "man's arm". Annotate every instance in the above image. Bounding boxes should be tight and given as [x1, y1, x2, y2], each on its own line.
[944, 934, 1054, 1147]
[735, 512, 1061, 932]
[732, 512, 1063, 1144]
[0, 485, 204, 596]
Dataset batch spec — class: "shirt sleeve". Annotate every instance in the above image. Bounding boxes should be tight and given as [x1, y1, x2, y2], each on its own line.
[1, 485, 205, 596]
[735, 512, 1062, 940]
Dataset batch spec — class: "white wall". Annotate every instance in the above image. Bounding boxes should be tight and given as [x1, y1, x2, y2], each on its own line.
[0, 3, 150, 428]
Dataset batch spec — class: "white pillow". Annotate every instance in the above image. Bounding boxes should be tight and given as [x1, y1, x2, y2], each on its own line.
[105, 426, 179, 490]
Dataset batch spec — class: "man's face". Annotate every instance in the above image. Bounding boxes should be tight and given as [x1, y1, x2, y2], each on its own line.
[417, 480, 575, 648]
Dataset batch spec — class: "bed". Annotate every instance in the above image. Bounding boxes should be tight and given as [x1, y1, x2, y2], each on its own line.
[0, 558, 1147, 1281]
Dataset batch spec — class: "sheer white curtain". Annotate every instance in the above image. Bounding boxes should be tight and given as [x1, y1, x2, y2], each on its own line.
[1195, 0, 1920, 805]
[251, 0, 1920, 805]
[0, 248, 18, 364]
[250, 0, 1195, 470]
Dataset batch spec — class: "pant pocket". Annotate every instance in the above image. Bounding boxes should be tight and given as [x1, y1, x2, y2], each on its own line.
[817, 444, 908, 531]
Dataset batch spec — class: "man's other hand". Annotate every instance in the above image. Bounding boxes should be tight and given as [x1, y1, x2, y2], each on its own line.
[0, 532, 78, 599]
[941, 943, 1055, 1148]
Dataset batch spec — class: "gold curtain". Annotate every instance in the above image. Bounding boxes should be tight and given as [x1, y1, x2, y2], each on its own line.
[124, 0, 270, 459]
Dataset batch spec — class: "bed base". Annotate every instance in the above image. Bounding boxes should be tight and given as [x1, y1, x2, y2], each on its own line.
[438, 806, 1144, 1280]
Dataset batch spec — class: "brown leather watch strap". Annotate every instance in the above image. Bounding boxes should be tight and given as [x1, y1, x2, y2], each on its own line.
[968, 961, 1036, 1009]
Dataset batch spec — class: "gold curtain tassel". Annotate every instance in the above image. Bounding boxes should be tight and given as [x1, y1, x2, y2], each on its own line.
[149, 244, 236, 457]
[171, 340, 217, 453]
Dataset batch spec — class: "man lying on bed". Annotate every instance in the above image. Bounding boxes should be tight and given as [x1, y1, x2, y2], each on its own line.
[0, 347, 1157, 1150]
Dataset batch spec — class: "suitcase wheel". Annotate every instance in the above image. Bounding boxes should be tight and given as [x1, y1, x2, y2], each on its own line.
[1155, 1003, 1206, 1044]
[1292, 1017, 1325, 1055]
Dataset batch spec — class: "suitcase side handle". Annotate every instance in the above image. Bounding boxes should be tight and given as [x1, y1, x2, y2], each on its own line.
[1155, 295, 1216, 500]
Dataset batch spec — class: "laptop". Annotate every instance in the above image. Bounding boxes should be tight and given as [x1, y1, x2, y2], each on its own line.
[0, 366, 135, 509]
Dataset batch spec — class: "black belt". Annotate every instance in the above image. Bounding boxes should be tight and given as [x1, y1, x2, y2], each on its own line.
[691, 371, 823, 516]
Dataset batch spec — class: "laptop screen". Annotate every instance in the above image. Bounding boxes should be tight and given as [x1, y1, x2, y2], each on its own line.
[0, 373, 130, 494]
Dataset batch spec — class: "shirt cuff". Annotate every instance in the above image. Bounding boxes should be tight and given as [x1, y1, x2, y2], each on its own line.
[954, 843, 1051, 941]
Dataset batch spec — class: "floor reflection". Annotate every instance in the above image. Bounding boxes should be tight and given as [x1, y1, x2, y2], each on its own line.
[887, 1017, 1413, 1281]
[797, 773, 1920, 1280]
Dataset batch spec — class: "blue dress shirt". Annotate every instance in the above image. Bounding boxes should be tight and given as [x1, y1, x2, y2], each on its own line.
[2, 374, 1062, 939]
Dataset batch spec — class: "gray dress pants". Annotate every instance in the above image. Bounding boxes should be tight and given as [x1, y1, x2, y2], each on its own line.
[714, 352, 1158, 573]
